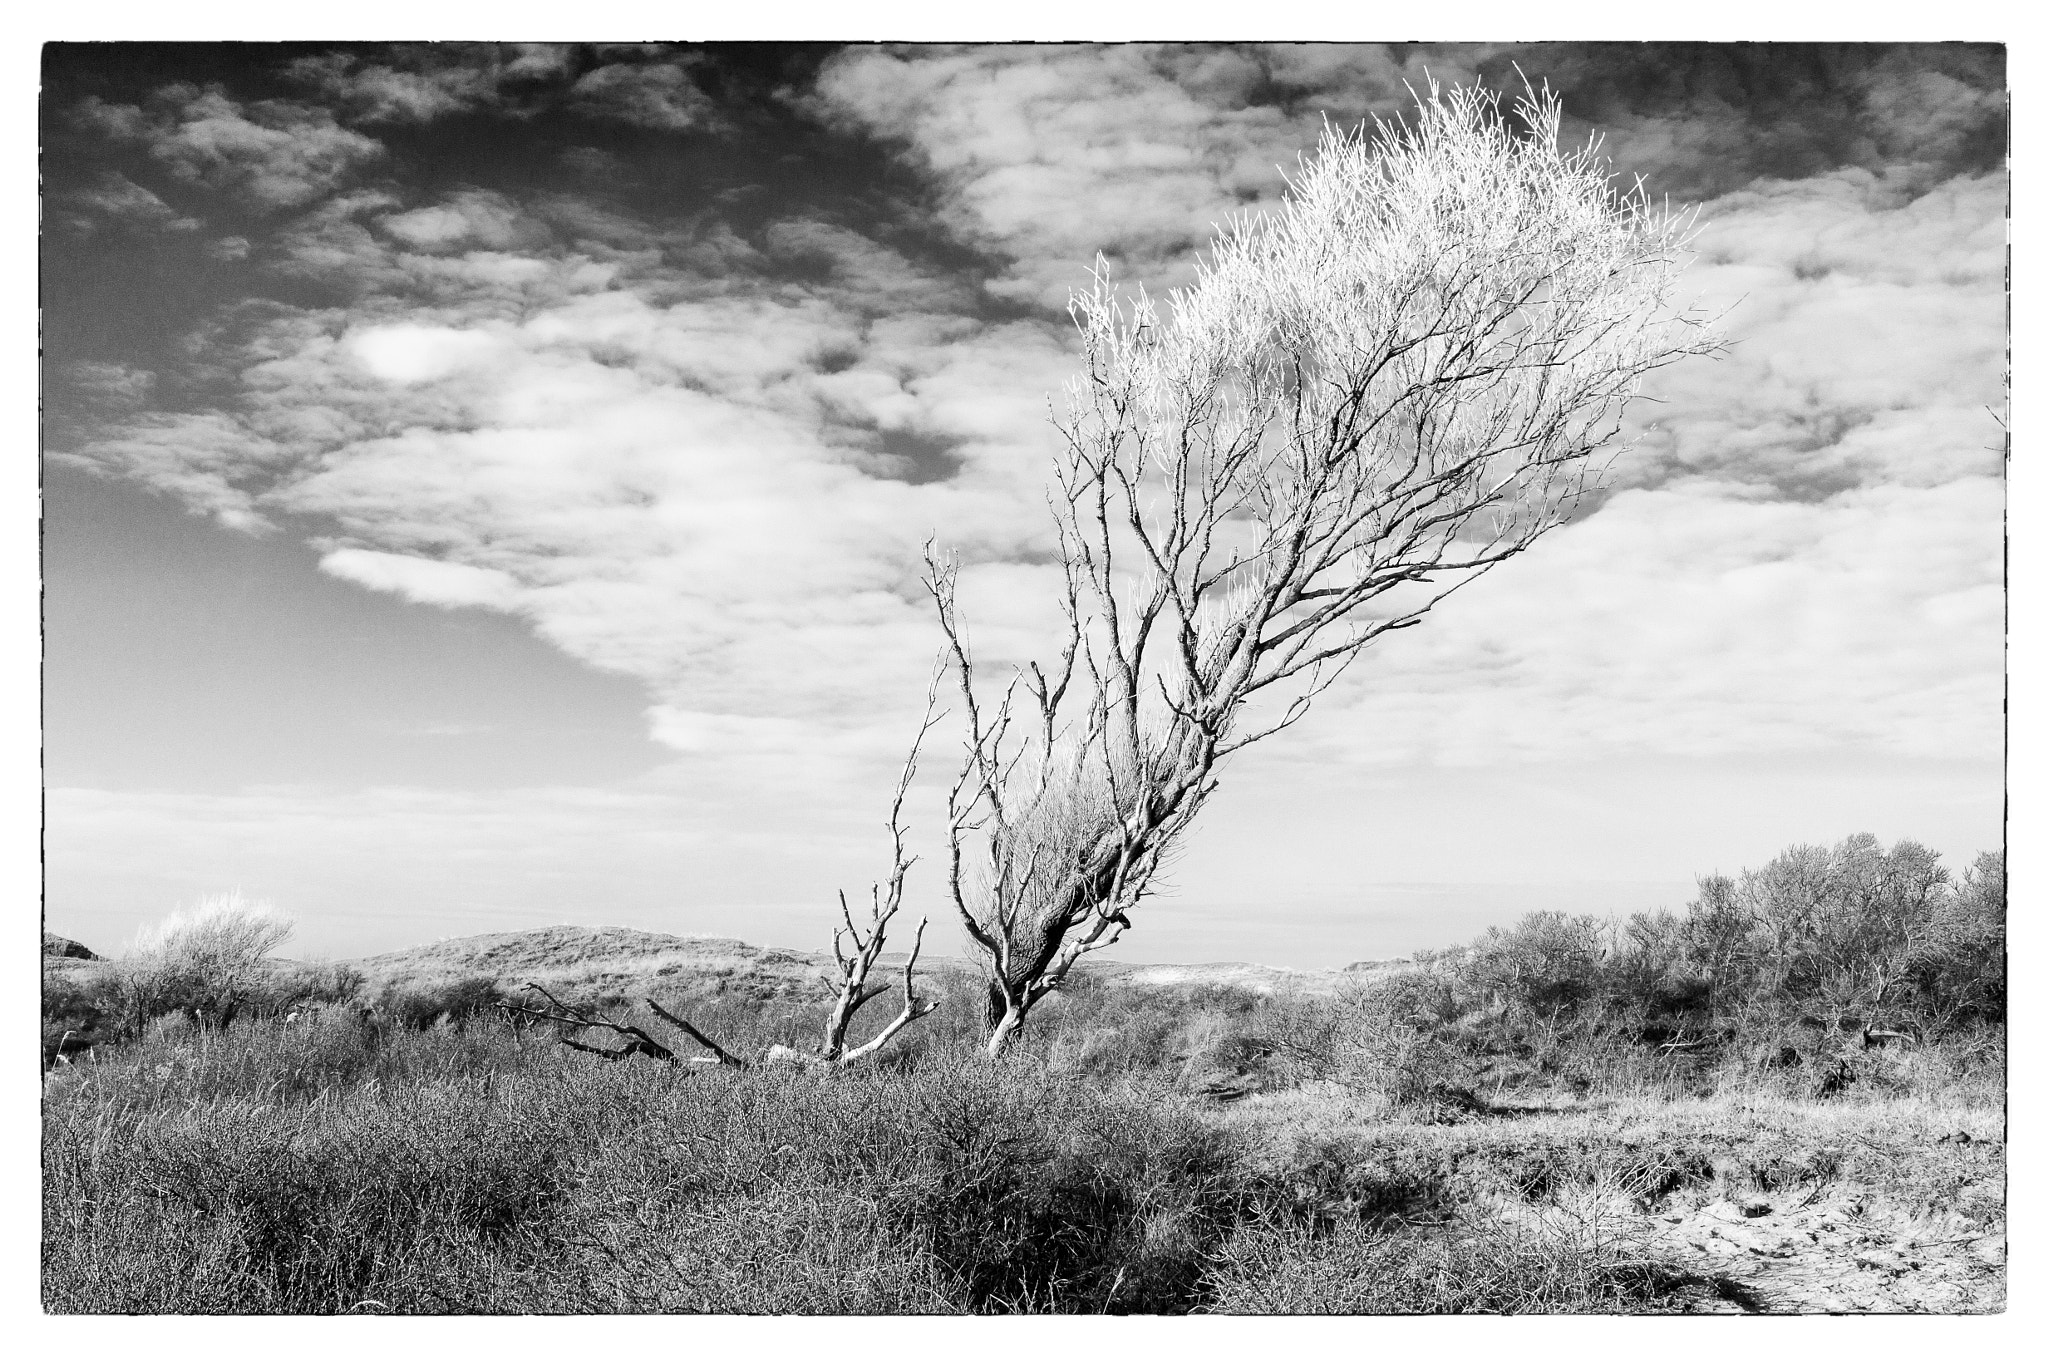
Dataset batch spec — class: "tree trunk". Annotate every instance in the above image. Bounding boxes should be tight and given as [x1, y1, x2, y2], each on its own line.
[985, 1003, 1026, 1059]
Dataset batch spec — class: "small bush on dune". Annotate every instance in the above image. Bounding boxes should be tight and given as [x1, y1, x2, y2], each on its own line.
[112, 892, 294, 1033]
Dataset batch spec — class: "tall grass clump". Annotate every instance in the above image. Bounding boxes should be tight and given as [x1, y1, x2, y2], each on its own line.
[44, 1053, 572, 1312]
[46, 1023, 1269, 1314]
[1202, 1206, 1713, 1313]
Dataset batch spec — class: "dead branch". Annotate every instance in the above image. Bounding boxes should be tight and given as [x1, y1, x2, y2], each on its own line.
[643, 998, 750, 1068]
[497, 982, 682, 1062]
[814, 666, 947, 1064]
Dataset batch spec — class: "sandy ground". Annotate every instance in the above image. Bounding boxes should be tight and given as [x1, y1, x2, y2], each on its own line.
[1641, 1169, 2007, 1313]
[1232, 1084, 2006, 1314]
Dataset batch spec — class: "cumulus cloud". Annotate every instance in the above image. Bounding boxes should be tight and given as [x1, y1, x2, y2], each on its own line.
[276, 44, 733, 135]
[57, 44, 2005, 784]
[73, 85, 383, 210]
[380, 190, 534, 252]
[811, 46, 1306, 307]
[808, 44, 1523, 309]
[62, 179, 1076, 743]
[51, 410, 291, 532]
[346, 322, 507, 384]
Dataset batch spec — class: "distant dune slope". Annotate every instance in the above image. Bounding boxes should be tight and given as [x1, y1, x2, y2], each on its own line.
[353, 926, 843, 1005]
[350, 925, 1390, 1003]
[43, 933, 100, 961]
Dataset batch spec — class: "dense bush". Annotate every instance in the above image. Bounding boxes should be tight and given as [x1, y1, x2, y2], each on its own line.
[1620, 837, 2002, 1041]
[1373, 837, 2011, 1104]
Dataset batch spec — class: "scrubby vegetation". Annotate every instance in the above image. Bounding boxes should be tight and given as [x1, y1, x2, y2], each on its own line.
[43, 835, 2003, 1314]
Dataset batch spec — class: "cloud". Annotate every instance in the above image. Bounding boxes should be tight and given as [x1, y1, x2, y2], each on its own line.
[57, 170, 202, 234]
[276, 44, 733, 135]
[319, 548, 525, 610]
[569, 59, 721, 132]
[63, 180, 1076, 742]
[808, 44, 1530, 310]
[380, 191, 534, 251]
[1616, 168, 2006, 499]
[63, 361, 157, 409]
[50, 410, 291, 533]
[285, 50, 504, 124]
[1291, 477, 2004, 767]
[73, 85, 383, 210]
[1531, 43, 2007, 204]
[811, 46, 1300, 307]
[57, 47, 2005, 786]
[346, 323, 507, 384]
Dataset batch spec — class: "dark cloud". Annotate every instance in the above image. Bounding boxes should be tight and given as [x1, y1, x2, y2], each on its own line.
[1481, 42, 2007, 202]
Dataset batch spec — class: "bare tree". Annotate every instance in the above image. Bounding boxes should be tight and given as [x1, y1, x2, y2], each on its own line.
[930, 82, 1721, 1056]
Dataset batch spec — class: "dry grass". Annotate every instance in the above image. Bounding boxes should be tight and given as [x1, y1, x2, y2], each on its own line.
[41, 929, 2004, 1315]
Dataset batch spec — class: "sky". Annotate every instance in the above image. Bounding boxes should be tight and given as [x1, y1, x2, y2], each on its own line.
[39, 41, 2007, 967]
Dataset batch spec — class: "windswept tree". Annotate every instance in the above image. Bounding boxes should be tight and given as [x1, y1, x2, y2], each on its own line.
[930, 83, 1721, 1056]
